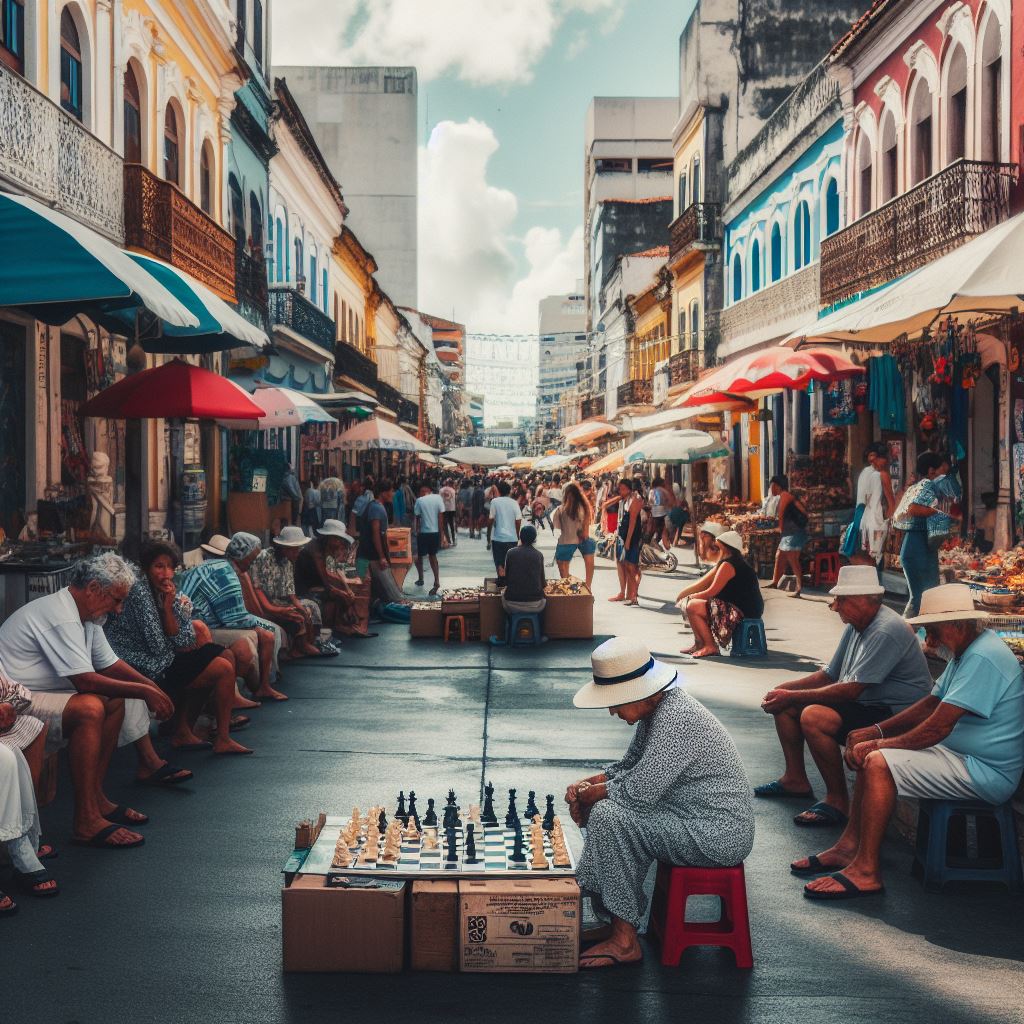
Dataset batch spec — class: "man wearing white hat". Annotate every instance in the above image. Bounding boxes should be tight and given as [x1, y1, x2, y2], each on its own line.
[756, 565, 931, 828]
[567, 637, 754, 968]
[798, 584, 1023, 901]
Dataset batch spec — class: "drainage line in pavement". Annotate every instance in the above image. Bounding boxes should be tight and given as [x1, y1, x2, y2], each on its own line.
[478, 642, 494, 803]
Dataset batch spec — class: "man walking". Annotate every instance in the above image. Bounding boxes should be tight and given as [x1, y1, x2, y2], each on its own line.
[414, 483, 446, 595]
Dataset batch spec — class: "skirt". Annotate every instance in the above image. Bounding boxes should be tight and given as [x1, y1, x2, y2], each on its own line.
[158, 643, 226, 699]
[708, 598, 744, 647]
[0, 743, 39, 847]
[778, 532, 808, 552]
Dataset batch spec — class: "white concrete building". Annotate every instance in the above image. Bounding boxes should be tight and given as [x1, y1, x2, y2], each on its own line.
[535, 291, 587, 444]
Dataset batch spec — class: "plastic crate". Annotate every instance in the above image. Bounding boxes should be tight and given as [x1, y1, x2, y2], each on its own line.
[26, 566, 74, 602]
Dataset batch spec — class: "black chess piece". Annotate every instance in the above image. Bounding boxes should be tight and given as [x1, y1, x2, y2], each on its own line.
[378, 808, 387, 833]
[524, 790, 540, 820]
[408, 791, 420, 828]
[423, 798, 437, 827]
[505, 788, 519, 828]
[442, 799, 457, 831]
[481, 781, 498, 826]
[464, 824, 480, 864]
[542, 794, 555, 831]
[395, 791, 408, 824]
[509, 825, 526, 863]
[445, 827, 458, 863]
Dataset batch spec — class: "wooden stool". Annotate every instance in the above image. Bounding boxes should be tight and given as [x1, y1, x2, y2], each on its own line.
[812, 552, 840, 587]
[649, 863, 753, 968]
[444, 614, 466, 643]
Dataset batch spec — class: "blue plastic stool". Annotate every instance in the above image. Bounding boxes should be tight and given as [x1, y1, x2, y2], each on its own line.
[912, 799, 1023, 893]
[730, 619, 767, 658]
[489, 611, 545, 647]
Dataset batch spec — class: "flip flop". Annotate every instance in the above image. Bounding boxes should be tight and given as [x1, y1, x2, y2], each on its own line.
[229, 714, 251, 731]
[138, 763, 193, 786]
[794, 802, 849, 828]
[104, 805, 149, 826]
[15, 869, 59, 898]
[754, 780, 814, 799]
[803, 871, 885, 901]
[790, 854, 835, 877]
[71, 824, 145, 850]
[213, 746, 255, 757]
[579, 952, 643, 970]
[171, 740, 213, 752]
[37, 842, 57, 860]
[0, 892, 17, 916]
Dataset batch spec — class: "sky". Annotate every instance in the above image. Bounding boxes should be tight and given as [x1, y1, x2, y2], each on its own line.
[271, 0, 695, 339]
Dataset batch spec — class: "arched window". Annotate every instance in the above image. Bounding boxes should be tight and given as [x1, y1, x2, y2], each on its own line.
[731, 252, 743, 303]
[944, 45, 968, 166]
[163, 104, 180, 185]
[793, 200, 811, 271]
[824, 178, 840, 236]
[321, 269, 328, 312]
[348, 307, 354, 344]
[333, 295, 340, 340]
[879, 110, 898, 203]
[253, 0, 263, 66]
[275, 217, 284, 282]
[123, 63, 142, 164]
[770, 222, 783, 282]
[677, 308, 687, 350]
[228, 175, 244, 245]
[979, 15, 1004, 162]
[855, 131, 873, 217]
[249, 193, 263, 249]
[200, 143, 214, 215]
[749, 239, 761, 293]
[0, 0, 26, 76]
[689, 300, 700, 350]
[309, 251, 318, 304]
[677, 172, 688, 215]
[60, 8, 83, 121]
[690, 155, 701, 204]
[909, 78, 934, 186]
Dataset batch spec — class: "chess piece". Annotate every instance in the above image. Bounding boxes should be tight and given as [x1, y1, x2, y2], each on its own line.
[509, 827, 526, 863]
[505, 788, 519, 828]
[524, 791, 540, 819]
[423, 798, 438, 827]
[378, 808, 387, 833]
[464, 824, 480, 864]
[408, 791, 420, 828]
[395, 791, 408, 824]
[445, 828, 458, 863]
[482, 781, 498, 826]
[351, 806, 361, 831]
[442, 799, 457, 831]
[531, 841, 548, 870]
[542, 795, 555, 831]
[404, 816, 420, 840]
[423, 829, 439, 851]
[469, 804, 481, 826]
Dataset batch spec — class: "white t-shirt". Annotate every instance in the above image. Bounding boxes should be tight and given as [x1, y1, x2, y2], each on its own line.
[414, 493, 446, 534]
[490, 496, 522, 543]
[0, 588, 119, 693]
[547, 486, 564, 503]
[440, 486, 456, 512]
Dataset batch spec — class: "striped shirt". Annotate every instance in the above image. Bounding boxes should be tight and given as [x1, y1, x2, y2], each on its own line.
[178, 559, 274, 632]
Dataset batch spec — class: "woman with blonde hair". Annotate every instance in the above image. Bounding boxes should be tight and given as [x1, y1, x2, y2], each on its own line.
[553, 481, 596, 589]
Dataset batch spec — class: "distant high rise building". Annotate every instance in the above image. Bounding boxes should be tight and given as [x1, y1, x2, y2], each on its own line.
[535, 291, 588, 443]
[273, 66, 418, 309]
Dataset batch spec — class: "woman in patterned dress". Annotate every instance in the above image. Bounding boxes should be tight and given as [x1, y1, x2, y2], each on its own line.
[568, 637, 755, 969]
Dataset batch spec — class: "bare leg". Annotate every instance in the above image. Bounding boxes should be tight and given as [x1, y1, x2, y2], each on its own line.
[251, 628, 286, 701]
[557, 560, 571, 579]
[186, 658, 253, 755]
[770, 548, 785, 588]
[22, 726, 48, 793]
[415, 550, 424, 584]
[610, 558, 626, 601]
[798, 705, 849, 815]
[686, 600, 718, 656]
[582, 554, 595, 591]
[428, 553, 440, 591]
[769, 706, 813, 792]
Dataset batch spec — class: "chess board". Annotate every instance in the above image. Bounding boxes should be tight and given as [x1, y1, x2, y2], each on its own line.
[300, 815, 577, 879]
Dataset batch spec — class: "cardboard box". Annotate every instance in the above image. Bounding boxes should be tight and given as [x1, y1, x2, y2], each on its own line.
[282, 874, 406, 973]
[410, 606, 444, 638]
[441, 597, 480, 615]
[479, 593, 505, 642]
[386, 527, 412, 564]
[543, 593, 594, 640]
[459, 878, 580, 973]
[410, 881, 459, 972]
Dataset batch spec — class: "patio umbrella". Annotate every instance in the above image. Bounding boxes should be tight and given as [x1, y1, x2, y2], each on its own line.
[508, 456, 536, 468]
[563, 420, 617, 446]
[79, 358, 264, 420]
[533, 454, 573, 470]
[443, 446, 509, 467]
[584, 448, 627, 476]
[328, 417, 432, 452]
[624, 429, 729, 465]
[219, 386, 334, 429]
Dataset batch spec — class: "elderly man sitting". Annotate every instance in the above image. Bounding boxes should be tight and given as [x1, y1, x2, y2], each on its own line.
[756, 565, 932, 827]
[797, 584, 1024, 900]
[0, 554, 176, 849]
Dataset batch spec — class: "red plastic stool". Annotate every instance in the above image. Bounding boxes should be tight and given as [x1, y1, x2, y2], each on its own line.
[444, 614, 466, 643]
[812, 551, 840, 587]
[648, 863, 753, 968]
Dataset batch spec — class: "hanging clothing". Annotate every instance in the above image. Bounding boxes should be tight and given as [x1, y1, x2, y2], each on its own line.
[856, 466, 888, 561]
[868, 356, 906, 433]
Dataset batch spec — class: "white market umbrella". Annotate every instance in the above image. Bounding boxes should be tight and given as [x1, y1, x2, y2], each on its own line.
[508, 456, 535, 468]
[787, 209, 1024, 347]
[563, 420, 617, 446]
[533, 454, 573, 470]
[624, 428, 729, 466]
[220, 386, 334, 429]
[443, 446, 509, 467]
[328, 417, 432, 452]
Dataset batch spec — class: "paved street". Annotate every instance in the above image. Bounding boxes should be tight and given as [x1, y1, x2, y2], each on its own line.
[9, 530, 1023, 1024]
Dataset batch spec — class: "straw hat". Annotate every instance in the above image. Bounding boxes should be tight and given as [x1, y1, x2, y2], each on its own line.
[906, 584, 988, 626]
[317, 519, 354, 544]
[273, 525, 310, 547]
[200, 534, 230, 556]
[716, 530, 745, 554]
[573, 637, 678, 710]
[699, 521, 725, 538]
[828, 565, 885, 597]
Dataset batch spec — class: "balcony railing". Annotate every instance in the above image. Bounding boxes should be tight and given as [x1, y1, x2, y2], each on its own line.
[235, 248, 269, 332]
[719, 263, 820, 353]
[0, 62, 123, 240]
[820, 159, 1018, 306]
[269, 286, 334, 353]
[617, 379, 653, 407]
[398, 398, 419, 427]
[580, 395, 605, 420]
[335, 340, 378, 394]
[124, 163, 236, 301]
[376, 380, 402, 413]
[668, 338, 722, 390]
[669, 202, 721, 264]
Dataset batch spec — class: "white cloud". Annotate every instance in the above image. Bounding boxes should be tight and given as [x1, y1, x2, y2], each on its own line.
[418, 120, 583, 335]
[272, 0, 621, 85]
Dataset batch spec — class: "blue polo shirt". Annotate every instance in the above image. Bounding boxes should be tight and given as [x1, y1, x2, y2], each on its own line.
[932, 629, 1024, 804]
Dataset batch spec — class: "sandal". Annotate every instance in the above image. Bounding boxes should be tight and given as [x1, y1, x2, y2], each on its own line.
[0, 892, 17, 916]
[754, 780, 813, 799]
[71, 824, 145, 849]
[790, 854, 836, 877]
[16, 869, 59, 899]
[37, 843, 57, 860]
[794, 802, 848, 828]
[803, 871, 884, 901]
[103, 805, 149, 826]
[579, 952, 643, 970]
[138, 763, 193, 786]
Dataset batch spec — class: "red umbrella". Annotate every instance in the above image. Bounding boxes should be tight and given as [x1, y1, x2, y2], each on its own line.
[80, 358, 264, 420]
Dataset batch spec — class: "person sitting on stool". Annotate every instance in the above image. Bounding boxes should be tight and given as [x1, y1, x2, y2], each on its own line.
[501, 525, 547, 616]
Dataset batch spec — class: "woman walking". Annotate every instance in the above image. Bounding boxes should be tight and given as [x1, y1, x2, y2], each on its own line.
[552, 481, 596, 589]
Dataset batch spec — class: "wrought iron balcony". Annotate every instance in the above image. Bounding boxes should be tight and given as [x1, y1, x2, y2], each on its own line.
[269, 286, 334, 354]
[580, 395, 605, 420]
[820, 159, 1018, 306]
[235, 248, 269, 332]
[719, 263, 820, 353]
[0, 62, 123, 241]
[669, 202, 721, 265]
[334, 340, 378, 394]
[124, 163, 236, 302]
[617, 379, 653, 407]
[398, 398, 419, 428]
[376, 380, 402, 413]
[668, 338, 721, 390]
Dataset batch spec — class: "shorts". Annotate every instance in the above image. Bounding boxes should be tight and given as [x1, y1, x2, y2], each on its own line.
[492, 540, 516, 570]
[832, 701, 893, 743]
[878, 744, 980, 800]
[158, 643, 226, 699]
[28, 690, 151, 752]
[555, 539, 597, 561]
[616, 538, 641, 565]
[668, 507, 689, 528]
[418, 532, 441, 557]
[779, 532, 808, 552]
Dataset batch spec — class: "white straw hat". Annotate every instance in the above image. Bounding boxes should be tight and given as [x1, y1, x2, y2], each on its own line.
[716, 530, 745, 553]
[829, 565, 885, 597]
[200, 534, 230, 556]
[906, 584, 988, 626]
[699, 521, 725, 538]
[573, 636, 678, 709]
[273, 525, 310, 547]
[317, 519, 354, 544]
